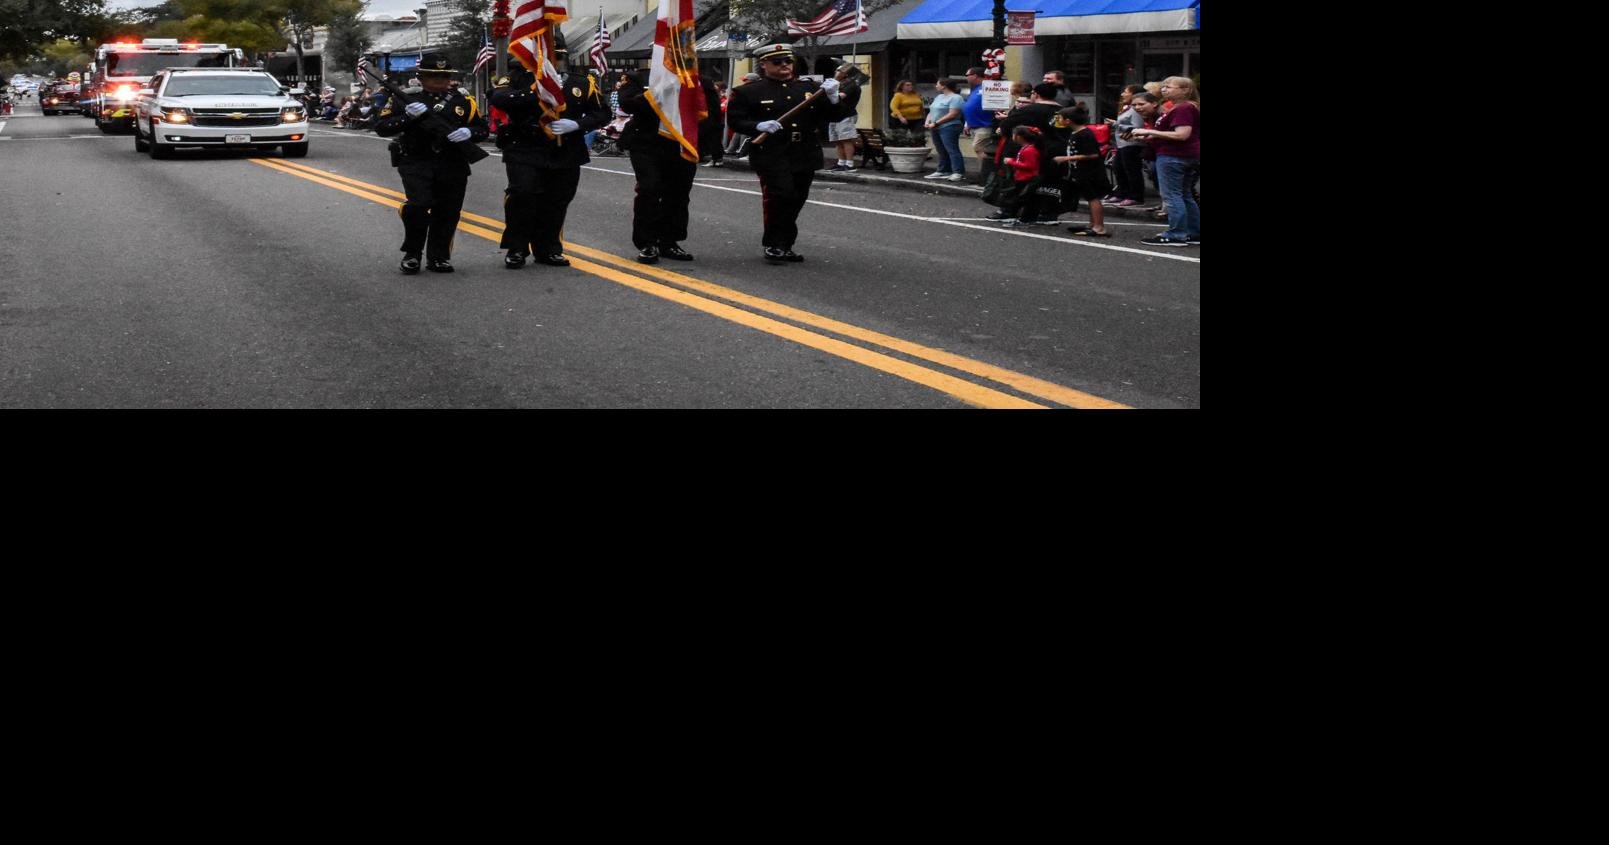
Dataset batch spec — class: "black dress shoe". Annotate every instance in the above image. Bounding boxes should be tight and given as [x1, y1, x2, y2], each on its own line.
[781, 250, 804, 262]
[426, 258, 454, 273]
[635, 245, 660, 264]
[763, 247, 788, 264]
[658, 244, 693, 261]
[400, 254, 422, 274]
[504, 251, 528, 269]
[533, 253, 570, 267]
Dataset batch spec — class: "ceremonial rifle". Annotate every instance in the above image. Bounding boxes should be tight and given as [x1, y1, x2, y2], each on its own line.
[750, 88, 828, 146]
[358, 60, 489, 163]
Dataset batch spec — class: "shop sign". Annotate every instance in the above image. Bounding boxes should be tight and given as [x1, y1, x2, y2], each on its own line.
[1139, 36, 1200, 51]
[1006, 12, 1035, 45]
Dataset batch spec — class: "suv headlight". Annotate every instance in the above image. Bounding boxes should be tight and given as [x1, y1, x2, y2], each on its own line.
[281, 107, 305, 123]
[160, 106, 190, 123]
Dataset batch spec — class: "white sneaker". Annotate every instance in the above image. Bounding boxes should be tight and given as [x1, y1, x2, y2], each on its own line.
[945, 173, 964, 181]
[923, 171, 948, 179]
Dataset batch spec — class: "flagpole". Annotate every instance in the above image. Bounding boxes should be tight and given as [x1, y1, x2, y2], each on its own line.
[852, 0, 861, 65]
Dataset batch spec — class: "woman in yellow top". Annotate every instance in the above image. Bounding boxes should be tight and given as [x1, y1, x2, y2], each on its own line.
[888, 79, 926, 146]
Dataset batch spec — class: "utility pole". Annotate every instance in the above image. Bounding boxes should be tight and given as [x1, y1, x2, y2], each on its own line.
[493, 0, 511, 79]
[992, 0, 1006, 78]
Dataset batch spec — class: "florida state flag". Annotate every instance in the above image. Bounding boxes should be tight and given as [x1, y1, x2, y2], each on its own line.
[645, 0, 706, 162]
[508, 0, 569, 139]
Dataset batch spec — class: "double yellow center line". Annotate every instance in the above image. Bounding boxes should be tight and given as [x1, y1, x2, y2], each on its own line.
[250, 157, 1130, 409]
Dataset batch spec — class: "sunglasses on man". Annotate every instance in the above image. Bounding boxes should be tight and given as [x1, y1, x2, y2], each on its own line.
[764, 57, 794, 65]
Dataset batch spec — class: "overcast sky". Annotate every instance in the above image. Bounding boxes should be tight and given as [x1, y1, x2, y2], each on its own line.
[105, 1, 427, 17]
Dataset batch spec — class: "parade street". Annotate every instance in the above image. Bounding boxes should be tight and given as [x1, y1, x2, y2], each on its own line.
[0, 105, 1200, 409]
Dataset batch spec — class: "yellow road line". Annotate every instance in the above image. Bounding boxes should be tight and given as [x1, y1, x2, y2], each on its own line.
[251, 157, 1130, 409]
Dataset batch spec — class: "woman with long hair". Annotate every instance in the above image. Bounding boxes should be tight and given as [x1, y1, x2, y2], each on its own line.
[1131, 77, 1198, 246]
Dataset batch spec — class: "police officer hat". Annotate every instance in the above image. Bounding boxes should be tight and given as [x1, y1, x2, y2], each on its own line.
[751, 43, 795, 62]
[552, 29, 569, 56]
[417, 52, 456, 75]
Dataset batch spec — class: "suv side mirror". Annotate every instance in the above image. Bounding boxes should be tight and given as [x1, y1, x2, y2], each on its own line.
[279, 86, 289, 95]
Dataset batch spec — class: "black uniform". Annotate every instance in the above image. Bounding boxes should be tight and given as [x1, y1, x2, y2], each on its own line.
[373, 86, 489, 264]
[491, 70, 608, 262]
[696, 75, 723, 165]
[617, 76, 699, 255]
[725, 75, 855, 255]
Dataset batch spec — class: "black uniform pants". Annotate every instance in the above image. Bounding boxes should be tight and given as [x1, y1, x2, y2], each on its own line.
[628, 147, 698, 249]
[755, 166, 815, 250]
[698, 120, 724, 162]
[501, 161, 581, 256]
[397, 161, 469, 260]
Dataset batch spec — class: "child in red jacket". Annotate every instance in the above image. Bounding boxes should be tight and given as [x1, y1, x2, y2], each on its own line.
[998, 125, 1047, 226]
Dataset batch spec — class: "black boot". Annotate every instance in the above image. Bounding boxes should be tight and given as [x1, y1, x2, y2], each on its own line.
[400, 253, 422, 274]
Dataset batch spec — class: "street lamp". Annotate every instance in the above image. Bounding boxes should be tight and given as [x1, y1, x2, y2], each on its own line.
[992, 0, 1006, 77]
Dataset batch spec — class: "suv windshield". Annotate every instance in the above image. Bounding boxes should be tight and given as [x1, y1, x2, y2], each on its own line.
[165, 74, 281, 97]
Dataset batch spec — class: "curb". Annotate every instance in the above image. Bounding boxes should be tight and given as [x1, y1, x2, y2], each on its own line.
[716, 155, 1166, 221]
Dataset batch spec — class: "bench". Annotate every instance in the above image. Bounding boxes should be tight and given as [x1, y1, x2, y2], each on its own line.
[856, 128, 891, 171]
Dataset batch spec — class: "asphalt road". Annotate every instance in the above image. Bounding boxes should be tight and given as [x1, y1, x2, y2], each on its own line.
[0, 102, 1200, 409]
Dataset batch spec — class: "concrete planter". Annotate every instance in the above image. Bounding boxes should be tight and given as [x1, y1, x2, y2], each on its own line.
[884, 146, 930, 173]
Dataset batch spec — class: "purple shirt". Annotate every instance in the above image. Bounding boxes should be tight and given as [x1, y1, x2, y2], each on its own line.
[1155, 101, 1199, 158]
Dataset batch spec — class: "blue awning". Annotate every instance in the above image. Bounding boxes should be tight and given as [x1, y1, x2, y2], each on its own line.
[897, 0, 1199, 40]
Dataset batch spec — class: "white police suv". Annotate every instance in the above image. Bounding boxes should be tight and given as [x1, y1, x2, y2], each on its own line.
[134, 67, 309, 159]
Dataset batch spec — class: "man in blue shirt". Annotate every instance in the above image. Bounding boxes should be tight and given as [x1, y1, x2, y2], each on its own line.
[961, 67, 997, 185]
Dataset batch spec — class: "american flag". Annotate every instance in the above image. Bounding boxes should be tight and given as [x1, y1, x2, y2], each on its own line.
[509, 0, 569, 135]
[589, 11, 611, 74]
[786, 0, 867, 37]
[473, 35, 496, 74]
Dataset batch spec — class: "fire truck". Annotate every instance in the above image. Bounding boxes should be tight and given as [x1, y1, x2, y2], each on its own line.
[93, 39, 244, 133]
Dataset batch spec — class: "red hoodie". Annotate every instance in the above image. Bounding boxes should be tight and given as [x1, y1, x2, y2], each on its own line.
[1006, 144, 1041, 182]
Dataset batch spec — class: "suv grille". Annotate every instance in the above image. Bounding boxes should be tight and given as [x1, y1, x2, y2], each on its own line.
[191, 108, 283, 128]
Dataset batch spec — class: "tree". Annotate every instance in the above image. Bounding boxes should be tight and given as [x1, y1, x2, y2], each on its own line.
[144, 1, 287, 55]
[323, 1, 372, 81]
[39, 37, 92, 76]
[705, 0, 902, 75]
[439, 0, 491, 80]
[274, 1, 364, 82]
[0, 1, 116, 66]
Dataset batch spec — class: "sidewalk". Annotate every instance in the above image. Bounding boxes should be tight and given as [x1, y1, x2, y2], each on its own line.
[714, 149, 1170, 223]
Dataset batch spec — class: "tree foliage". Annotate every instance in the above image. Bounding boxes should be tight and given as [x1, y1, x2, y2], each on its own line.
[439, 0, 490, 79]
[323, 0, 372, 78]
[0, 1, 116, 66]
[39, 37, 92, 75]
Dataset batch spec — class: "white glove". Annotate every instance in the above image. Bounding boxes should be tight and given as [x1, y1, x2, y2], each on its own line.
[756, 120, 783, 134]
[446, 127, 471, 143]
[548, 118, 579, 134]
[820, 78, 840, 103]
[405, 101, 427, 117]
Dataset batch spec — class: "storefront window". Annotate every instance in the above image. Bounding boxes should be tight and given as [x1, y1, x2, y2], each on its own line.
[1063, 44, 1094, 92]
[1098, 39, 1136, 120]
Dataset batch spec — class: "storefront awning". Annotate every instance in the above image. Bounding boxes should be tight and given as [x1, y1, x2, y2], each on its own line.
[897, 0, 1199, 40]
